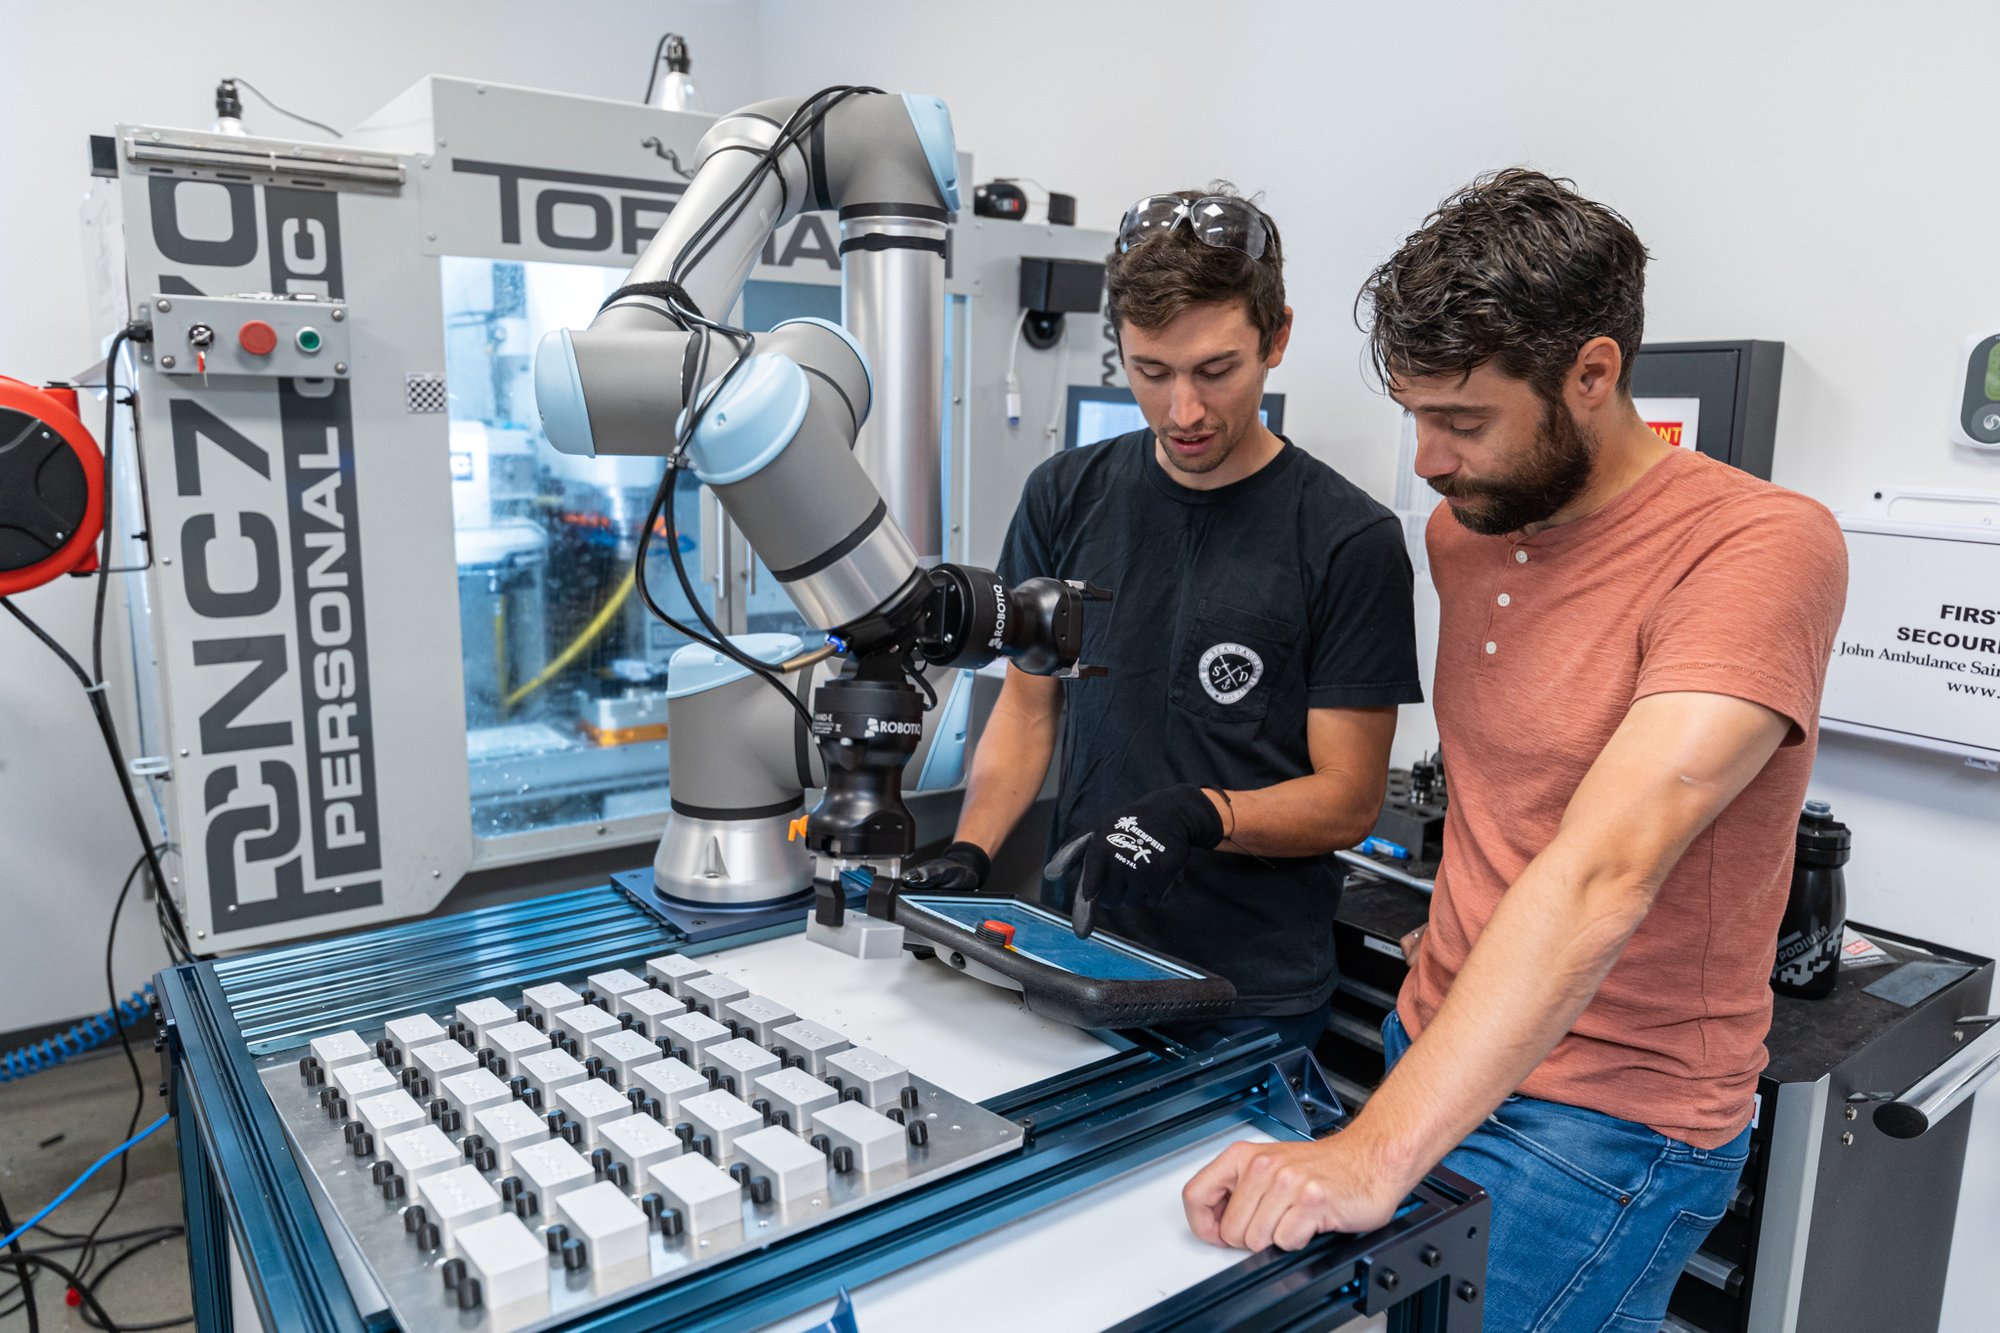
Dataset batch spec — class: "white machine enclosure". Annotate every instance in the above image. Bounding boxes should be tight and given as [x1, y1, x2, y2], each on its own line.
[84, 76, 1118, 952]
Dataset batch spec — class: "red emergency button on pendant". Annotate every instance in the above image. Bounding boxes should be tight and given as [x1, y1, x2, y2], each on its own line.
[976, 920, 1017, 948]
[239, 320, 278, 356]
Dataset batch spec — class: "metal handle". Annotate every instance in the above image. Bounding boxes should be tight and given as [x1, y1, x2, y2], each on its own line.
[1334, 848, 1435, 895]
[698, 485, 719, 586]
[1874, 1018, 2000, 1139]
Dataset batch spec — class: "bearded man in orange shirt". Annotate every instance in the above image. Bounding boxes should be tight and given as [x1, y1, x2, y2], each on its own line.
[1181, 170, 1847, 1333]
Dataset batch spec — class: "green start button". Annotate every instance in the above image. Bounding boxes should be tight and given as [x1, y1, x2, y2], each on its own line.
[296, 327, 323, 354]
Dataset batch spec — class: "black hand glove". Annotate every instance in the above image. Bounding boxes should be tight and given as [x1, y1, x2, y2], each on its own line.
[1046, 785, 1225, 935]
[901, 841, 992, 892]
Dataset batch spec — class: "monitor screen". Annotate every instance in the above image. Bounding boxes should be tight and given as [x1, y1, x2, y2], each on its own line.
[1065, 386, 1285, 450]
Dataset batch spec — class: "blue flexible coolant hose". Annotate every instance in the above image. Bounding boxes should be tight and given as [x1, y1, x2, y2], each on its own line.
[0, 987, 153, 1084]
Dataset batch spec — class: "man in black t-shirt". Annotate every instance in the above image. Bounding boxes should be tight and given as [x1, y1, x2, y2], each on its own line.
[905, 189, 1422, 1044]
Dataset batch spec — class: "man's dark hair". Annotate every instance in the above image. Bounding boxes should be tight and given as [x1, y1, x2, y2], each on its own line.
[1106, 183, 1287, 357]
[1357, 169, 1649, 401]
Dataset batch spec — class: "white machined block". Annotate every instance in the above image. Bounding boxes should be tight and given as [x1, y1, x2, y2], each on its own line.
[517, 1048, 587, 1104]
[660, 1011, 731, 1066]
[770, 1019, 849, 1077]
[599, 1113, 681, 1179]
[733, 1125, 828, 1204]
[550, 1003, 620, 1056]
[644, 953, 708, 998]
[456, 1213, 546, 1309]
[629, 1059, 710, 1118]
[416, 1164, 503, 1244]
[455, 997, 518, 1044]
[521, 981, 585, 1028]
[753, 1067, 838, 1134]
[309, 1030, 370, 1070]
[331, 1059, 398, 1101]
[474, 1100, 551, 1172]
[383, 1013, 446, 1052]
[681, 1088, 763, 1162]
[646, 1155, 741, 1236]
[593, 1029, 663, 1085]
[411, 1039, 479, 1085]
[616, 987, 686, 1040]
[682, 973, 749, 1018]
[723, 995, 796, 1045]
[482, 1021, 552, 1079]
[513, 1138, 594, 1207]
[706, 1038, 779, 1100]
[585, 968, 650, 1005]
[355, 1088, 428, 1137]
[825, 1047, 910, 1110]
[385, 1125, 459, 1183]
[555, 1079, 632, 1146]
[556, 1182, 649, 1270]
[811, 1101, 907, 1175]
[441, 1068, 512, 1120]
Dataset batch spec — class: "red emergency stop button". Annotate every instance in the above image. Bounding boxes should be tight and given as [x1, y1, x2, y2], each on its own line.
[975, 920, 1016, 948]
[239, 320, 278, 356]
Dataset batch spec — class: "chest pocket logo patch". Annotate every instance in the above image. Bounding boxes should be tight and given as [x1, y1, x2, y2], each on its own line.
[1198, 642, 1265, 705]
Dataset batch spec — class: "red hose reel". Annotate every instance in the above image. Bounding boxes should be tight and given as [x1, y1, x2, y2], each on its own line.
[0, 377, 104, 596]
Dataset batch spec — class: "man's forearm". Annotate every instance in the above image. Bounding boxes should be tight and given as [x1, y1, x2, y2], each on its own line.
[1209, 772, 1379, 858]
[954, 694, 1058, 855]
[1338, 843, 1649, 1190]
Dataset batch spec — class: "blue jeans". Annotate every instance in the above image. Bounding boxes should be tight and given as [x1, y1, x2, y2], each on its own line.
[1383, 1012, 1750, 1333]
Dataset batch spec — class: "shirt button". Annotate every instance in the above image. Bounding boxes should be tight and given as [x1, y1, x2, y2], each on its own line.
[1485, 641, 1497, 655]
[1515, 550, 1529, 564]
[1497, 593, 1511, 607]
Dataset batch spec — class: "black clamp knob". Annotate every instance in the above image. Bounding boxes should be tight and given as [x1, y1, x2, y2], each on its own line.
[690, 1133, 713, 1161]
[673, 1122, 695, 1146]
[641, 1193, 666, 1224]
[728, 1163, 750, 1187]
[900, 1085, 921, 1110]
[607, 1161, 631, 1190]
[298, 1054, 318, 1079]
[473, 1146, 497, 1172]
[384, 1174, 407, 1200]
[509, 1075, 531, 1100]
[701, 1065, 720, 1089]
[417, 1221, 441, 1252]
[583, 1056, 605, 1080]
[370, 1160, 396, 1185]
[561, 1237, 588, 1271]
[545, 1223, 570, 1254]
[831, 1145, 855, 1174]
[752, 1097, 773, 1124]
[619, 1012, 637, 1030]
[404, 1204, 429, 1234]
[440, 1107, 463, 1134]
[545, 1110, 567, 1138]
[809, 1133, 831, 1156]
[440, 1257, 466, 1290]
[748, 1175, 772, 1206]
[580, 988, 599, 1007]
[659, 1206, 684, 1237]
[513, 1189, 539, 1219]
[352, 1130, 375, 1158]
[499, 1175, 524, 1204]
[841, 1086, 864, 1103]
[885, 1107, 905, 1125]
[907, 1119, 929, 1147]
[462, 1133, 486, 1160]
[560, 1121, 583, 1147]
[456, 1276, 483, 1311]
[591, 1147, 613, 1178]
[641, 1096, 663, 1122]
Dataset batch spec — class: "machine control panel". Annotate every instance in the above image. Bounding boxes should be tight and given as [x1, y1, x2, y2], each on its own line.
[146, 293, 352, 378]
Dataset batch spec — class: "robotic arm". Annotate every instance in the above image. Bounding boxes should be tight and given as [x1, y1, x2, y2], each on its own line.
[533, 88, 1103, 949]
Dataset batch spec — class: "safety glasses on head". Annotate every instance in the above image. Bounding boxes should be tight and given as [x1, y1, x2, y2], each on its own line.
[1116, 194, 1272, 261]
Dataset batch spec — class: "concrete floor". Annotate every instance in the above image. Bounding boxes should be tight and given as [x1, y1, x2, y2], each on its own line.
[0, 1045, 192, 1332]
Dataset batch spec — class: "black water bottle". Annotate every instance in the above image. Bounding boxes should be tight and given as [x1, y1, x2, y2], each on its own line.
[1771, 799, 1849, 1000]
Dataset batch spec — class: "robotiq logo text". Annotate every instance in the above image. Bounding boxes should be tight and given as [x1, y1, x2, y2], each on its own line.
[148, 177, 384, 932]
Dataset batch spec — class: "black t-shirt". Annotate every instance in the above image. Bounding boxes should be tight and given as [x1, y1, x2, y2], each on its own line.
[997, 430, 1423, 1015]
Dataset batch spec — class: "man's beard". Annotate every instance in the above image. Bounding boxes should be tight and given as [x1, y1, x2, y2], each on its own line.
[1432, 399, 1594, 535]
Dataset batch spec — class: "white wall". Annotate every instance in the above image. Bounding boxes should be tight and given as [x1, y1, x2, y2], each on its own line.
[752, 0, 2000, 1324]
[0, 0, 763, 1033]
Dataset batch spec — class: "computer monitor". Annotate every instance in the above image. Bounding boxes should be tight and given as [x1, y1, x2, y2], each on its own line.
[1063, 385, 1286, 450]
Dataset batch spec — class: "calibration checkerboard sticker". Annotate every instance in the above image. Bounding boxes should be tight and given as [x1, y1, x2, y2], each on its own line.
[405, 373, 447, 413]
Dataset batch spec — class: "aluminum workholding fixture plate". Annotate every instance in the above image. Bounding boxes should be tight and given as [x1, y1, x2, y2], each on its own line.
[259, 960, 1024, 1332]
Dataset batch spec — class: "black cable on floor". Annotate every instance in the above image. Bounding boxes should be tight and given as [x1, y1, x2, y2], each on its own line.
[0, 1184, 41, 1332]
[75, 1228, 192, 1331]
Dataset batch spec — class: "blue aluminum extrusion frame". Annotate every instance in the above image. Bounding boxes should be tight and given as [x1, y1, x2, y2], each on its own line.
[158, 883, 1488, 1332]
